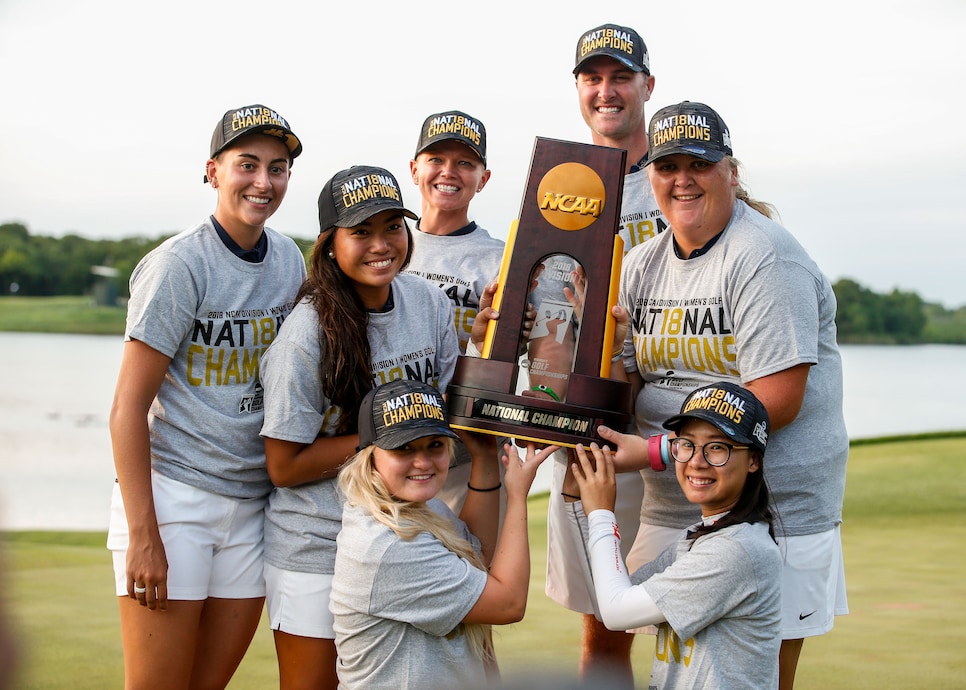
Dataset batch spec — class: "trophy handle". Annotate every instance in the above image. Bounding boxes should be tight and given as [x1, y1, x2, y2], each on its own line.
[482, 220, 517, 360]
[599, 237, 625, 378]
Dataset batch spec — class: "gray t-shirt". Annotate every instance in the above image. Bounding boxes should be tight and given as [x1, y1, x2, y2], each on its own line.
[260, 273, 459, 573]
[405, 223, 505, 354]
[331, 499, 488, 690]
[619, 201, 849, 535]
[405, 224, 505, 472]
[633, 521, 782, 690]
[125, 219, 305, 499]
[618, 165, 669, 254]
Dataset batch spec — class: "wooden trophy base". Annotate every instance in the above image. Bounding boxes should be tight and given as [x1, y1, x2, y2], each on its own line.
[447, 357, 631, 448]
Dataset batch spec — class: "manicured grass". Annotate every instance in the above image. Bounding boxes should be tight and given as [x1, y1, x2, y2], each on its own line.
[3, 436, 965, 688]
[0, 296, 126, 334]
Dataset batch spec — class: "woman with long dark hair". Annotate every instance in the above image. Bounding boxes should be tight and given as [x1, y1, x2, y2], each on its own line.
[258, 165, 458, 689]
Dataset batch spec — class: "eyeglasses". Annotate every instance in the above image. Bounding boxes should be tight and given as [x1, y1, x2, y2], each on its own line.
[670, 438, 749, 467]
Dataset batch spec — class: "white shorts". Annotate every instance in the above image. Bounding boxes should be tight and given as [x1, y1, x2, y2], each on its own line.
[778, 526, 849, 639]
[624, 522, 689, 572]
[264, 563, 335, 639]
[545, 456, 644, 614]
[107, 472, 267, 600]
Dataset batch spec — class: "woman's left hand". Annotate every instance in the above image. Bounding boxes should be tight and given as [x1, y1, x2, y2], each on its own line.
[457, 427, 499, 464]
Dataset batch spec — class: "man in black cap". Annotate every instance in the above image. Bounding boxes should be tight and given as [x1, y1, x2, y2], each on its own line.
[538, 23, 670, 687]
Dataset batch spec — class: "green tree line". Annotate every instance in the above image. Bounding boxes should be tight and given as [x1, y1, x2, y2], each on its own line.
[0, 222, 314, 301]
[1, 222, 964, 344]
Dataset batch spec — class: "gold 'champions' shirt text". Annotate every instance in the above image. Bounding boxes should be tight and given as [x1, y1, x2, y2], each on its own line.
[188, 301, 295, 413]
[631, 295, 737, 377]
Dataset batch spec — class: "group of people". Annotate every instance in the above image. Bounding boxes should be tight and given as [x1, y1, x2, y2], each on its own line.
[106, 20, 848, 690]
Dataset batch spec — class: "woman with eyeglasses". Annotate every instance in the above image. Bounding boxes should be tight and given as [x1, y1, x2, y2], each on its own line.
[601, 101, 849, 689]
[563, 381, 781, 689]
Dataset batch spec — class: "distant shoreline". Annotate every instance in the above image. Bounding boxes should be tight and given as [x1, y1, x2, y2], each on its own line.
[0, 296, 126, 335]
[3, 295, 966, 345]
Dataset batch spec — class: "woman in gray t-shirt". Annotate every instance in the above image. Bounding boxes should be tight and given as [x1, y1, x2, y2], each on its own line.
[259, 165, 458, 689]
[331, 379, 553, 689]
[567, 381, 782, 690]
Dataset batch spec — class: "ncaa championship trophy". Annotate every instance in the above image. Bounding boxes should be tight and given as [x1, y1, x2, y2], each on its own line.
[446, 137, 632, 447]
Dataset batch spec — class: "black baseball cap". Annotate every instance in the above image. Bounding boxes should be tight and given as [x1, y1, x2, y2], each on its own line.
[414, 110, 487, 166]
[573, 24, 649, 75]
[318, 165, 418, 232]
[357, 379, 459, 451]
[209, 104, 302, 160]
[646, 101, 733, 165]
[663, 381, 770, 455]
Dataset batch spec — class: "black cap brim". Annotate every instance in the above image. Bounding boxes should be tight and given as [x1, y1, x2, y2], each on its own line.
[646, 146, 726, 167]
[573, 53, 647, 75]
[663, 411, 757, 450]
[333, 204, 418, 232]
[371, 424, 460, 451]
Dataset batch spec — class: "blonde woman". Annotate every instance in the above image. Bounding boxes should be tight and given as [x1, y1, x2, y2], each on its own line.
[331, 379, 555, 689]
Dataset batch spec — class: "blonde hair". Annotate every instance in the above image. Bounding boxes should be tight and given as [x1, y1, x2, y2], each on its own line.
[338, 440, 493, 662]
[728, 156, 779, 221]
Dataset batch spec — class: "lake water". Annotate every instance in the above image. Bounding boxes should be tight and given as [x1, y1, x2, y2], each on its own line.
[1, 332, 964, 530]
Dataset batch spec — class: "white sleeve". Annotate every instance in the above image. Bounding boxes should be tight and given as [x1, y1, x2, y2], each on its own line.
[463, 337, 481, 358]
[586, 509, 667, 631]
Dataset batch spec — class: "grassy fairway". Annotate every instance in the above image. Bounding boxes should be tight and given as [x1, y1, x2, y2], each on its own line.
[3, 436, 965, 689]
[0, 296, 126, 334]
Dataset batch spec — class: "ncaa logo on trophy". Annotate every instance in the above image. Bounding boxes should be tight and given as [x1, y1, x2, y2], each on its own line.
[446, 137, 633, 447]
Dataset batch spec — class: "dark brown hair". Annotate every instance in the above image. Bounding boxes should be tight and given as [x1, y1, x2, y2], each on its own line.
[688, 449, 779, 544]
[297, 220, 414, 433]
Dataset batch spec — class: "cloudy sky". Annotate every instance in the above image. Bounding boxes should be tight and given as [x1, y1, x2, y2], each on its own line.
[2, 0, 963, 307]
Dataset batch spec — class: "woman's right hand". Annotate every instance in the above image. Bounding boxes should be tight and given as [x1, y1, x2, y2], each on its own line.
[126, 529, 169, 610]
[468, 281, 499, 355]
[571, 442, 617, 515]
[111, 339, 174, 611]
[502, 442, 557, 499]
[596, 424, 648, 473]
